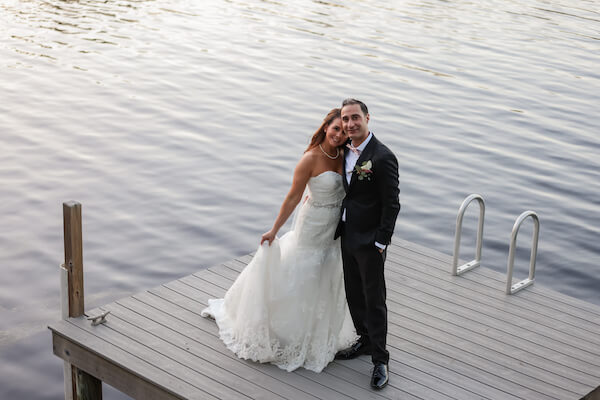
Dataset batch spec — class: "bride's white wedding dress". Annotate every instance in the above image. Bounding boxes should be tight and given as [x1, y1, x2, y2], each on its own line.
[201, 171, 357, 372]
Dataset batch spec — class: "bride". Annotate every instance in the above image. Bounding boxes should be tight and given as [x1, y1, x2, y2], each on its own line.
[201, 108, 357, 372]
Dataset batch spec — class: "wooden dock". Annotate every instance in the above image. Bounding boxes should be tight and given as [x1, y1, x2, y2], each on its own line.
[49, 237, 600, 400]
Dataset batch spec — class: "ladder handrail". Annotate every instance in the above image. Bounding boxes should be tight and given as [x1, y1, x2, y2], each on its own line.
[452, 194, 485, 276]
[506, 211, 540, 294]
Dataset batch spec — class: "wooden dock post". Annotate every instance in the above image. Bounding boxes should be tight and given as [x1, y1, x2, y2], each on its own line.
[62, 201, 102, 400]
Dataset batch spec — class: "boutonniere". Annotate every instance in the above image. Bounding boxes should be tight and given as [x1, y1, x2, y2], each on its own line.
[354, 160, 373, 181]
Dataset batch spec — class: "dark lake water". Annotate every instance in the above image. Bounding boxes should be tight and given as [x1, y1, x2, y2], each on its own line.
[1, 0, 599, 398]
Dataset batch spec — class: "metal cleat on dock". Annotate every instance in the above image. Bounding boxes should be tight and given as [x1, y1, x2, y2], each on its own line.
[87, 310, 110, 326]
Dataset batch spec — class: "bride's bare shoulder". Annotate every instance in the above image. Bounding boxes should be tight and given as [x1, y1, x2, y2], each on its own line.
[292, 150, 318, 177]
[299, 148, 322, 164]
[302, 148, 320, 160]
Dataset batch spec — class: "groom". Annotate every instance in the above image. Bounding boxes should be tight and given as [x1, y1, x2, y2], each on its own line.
[334, 98, 400, 390]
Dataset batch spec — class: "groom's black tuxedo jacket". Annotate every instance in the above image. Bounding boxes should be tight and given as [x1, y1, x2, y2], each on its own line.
[335, 134, 400, 249]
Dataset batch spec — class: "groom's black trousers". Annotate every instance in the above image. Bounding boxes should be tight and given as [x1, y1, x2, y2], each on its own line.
[341, 237, 389, 365]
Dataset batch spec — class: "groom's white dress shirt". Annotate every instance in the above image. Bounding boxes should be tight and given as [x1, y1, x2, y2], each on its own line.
[342, 132, 386, 250]
[344, 132, 372, 186]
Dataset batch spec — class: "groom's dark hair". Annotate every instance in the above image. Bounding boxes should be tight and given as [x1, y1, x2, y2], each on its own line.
[342, 98, 369, 115]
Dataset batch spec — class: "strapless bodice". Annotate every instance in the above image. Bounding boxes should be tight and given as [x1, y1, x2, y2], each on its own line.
[306, 171, 345, 208]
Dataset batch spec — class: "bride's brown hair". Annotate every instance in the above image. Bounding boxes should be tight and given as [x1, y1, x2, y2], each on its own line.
[304, 108, 341, 153]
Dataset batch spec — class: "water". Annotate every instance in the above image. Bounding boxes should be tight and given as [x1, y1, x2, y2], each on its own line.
[1, 0, 599, 398]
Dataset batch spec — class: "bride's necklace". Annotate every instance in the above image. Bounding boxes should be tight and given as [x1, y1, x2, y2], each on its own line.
[319, 144, 340, 160]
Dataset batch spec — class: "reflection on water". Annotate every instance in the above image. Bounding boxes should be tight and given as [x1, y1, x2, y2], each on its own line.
[1, 0, 599, 398]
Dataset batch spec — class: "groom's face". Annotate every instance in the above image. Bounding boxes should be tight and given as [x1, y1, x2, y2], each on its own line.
[341, 104, 370, 144]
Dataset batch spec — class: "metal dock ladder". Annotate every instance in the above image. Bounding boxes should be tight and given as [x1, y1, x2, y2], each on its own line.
[452, 194, 540, 295]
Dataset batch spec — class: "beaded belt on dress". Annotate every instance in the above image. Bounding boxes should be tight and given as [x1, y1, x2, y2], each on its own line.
[306, 197, 343, 208]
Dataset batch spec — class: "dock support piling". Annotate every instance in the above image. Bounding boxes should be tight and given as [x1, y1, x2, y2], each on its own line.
[60, 264, 73, 400]
[62, 201, 102, 400]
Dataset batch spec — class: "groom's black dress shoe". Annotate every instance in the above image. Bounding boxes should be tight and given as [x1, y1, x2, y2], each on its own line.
[370, 363, 389, 390]
[334, 341, 372, 360]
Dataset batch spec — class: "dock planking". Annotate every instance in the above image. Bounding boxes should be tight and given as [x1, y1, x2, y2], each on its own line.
[49, 238, 600, 400]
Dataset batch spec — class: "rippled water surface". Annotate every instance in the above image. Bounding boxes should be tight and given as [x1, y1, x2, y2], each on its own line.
[1, 0, 599, 398]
